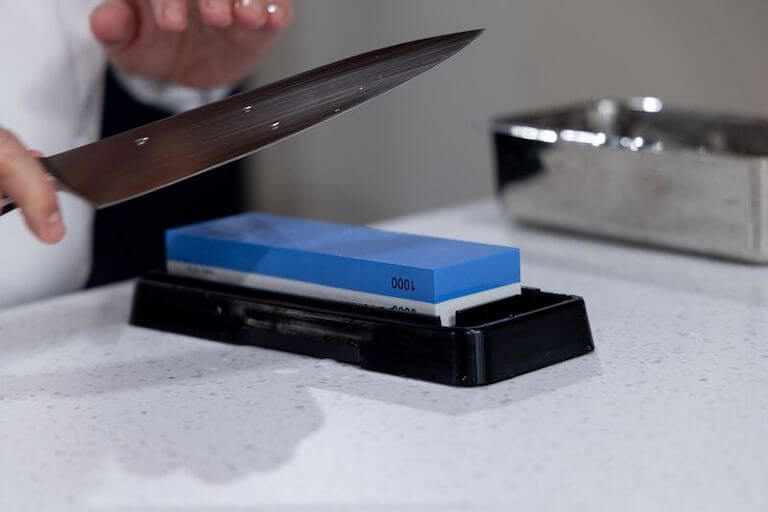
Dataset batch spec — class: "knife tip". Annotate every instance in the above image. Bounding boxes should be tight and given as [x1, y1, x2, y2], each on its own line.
[446, 28, 485, 42]
[462, 28, 486, 38]
[422, 28, 485, 53]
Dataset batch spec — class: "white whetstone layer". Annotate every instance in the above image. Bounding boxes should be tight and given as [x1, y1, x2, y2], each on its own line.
[167, 260, 522, 326]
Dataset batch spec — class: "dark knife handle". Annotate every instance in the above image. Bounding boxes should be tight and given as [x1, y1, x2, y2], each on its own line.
[0, 158, 60, 217]
[1, 196, 16, 216]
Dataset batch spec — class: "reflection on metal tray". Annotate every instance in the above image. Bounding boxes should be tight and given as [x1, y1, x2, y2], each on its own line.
[493, 97, 768, 263]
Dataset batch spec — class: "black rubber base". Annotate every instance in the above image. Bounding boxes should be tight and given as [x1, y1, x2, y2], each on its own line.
[130, 271, 595, 386]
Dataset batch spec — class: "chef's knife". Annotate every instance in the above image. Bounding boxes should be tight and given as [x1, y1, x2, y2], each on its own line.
[0, 30, 482, 216]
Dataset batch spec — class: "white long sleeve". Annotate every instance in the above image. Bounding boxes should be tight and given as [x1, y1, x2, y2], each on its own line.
[0, 1, 102, 309]
[113, 71, 231, 114]
[0, 1, 227, 309]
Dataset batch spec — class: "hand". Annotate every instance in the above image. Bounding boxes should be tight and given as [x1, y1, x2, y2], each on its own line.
[0, 129, 65, 244]
[90, 0, 293, 89]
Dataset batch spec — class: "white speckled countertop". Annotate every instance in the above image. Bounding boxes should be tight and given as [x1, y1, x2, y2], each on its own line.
[1, 199, 766, 512]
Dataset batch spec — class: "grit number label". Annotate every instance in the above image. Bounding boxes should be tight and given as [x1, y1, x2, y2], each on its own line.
[391, 277, 416, 292]
[391, 305, 417, 313]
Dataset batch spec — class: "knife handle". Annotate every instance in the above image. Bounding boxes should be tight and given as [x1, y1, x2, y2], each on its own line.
[0, 195, 16, 216]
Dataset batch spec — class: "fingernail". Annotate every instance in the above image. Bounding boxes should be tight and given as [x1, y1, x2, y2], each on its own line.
[207, 0, 229, 11]
[163, 1, 185, 26]
[235, 0, 267, 28]
[46, 211, 61, 226]
[41, 210, 65, 242]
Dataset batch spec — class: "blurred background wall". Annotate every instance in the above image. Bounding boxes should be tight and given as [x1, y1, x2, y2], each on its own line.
[248, 0, 768, 224]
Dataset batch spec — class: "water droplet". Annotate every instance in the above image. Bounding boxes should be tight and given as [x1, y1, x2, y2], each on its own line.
[358, 86, 365, 92]
[134, 137, 149, 146]
[334, 108, 341, 113]
[266, 3, 278, 14]
[243, 105, 253, 113]
[271, 121, 280, 130]
[273, 367, 299, 375]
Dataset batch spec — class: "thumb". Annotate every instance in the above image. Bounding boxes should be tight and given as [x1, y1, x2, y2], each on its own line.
[90, 0, 138, 51]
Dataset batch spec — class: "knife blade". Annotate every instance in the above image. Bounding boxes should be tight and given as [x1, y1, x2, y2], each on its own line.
[0, 29, 482, 216]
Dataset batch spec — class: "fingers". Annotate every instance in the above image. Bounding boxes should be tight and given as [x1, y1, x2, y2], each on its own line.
[149, 0, 189, 31]
[91, 0, 139, 49]
[232, 0, 268, 30]
[108, 0, 292, 34]
[235, 1, 293, 30]
[199, 0, 234, 27]
[0, 129, 65, 244]
[262, 0, 293, 30]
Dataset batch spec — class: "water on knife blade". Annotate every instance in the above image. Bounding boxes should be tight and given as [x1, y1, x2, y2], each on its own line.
[33, 29, 483, 209]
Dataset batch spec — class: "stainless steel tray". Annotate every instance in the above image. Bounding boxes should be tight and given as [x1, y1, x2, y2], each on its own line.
[493, 97, 768, 263]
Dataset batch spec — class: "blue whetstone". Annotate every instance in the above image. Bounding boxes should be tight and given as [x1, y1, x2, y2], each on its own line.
[165, 213, 520, 304]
